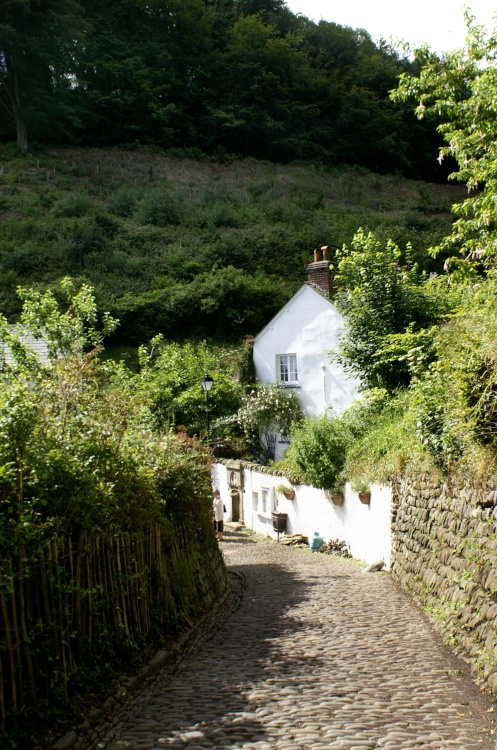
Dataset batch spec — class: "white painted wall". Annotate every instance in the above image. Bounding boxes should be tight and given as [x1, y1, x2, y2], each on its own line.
[212, 462, 392, 568]
[253, 284, 361, 460]
[254, 284, 360, 417]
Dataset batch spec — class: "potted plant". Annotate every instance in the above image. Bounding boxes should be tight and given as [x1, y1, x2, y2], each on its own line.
[352, 479, 371, 504]
[275, 482, 295, 500]
[328, 472, 347, 506]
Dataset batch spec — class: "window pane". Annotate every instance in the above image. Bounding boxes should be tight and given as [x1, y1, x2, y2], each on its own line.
[289, 354, 298, 381]
[262, 489, 269, 513]
[279, 354, 297, 382]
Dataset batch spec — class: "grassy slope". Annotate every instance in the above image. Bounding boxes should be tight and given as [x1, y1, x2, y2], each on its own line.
[0, 145, 467, 348]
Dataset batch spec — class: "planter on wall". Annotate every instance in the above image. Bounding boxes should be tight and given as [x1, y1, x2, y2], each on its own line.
[332, 492, 344, 506]
[358, 491, 371, 505]
[283, 489, 295, 500]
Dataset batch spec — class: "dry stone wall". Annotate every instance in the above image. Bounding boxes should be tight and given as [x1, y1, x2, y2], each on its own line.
[391, 473, 497, 693]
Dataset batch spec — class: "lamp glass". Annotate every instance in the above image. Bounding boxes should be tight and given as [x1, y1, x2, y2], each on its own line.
[200, 374, 214, 392]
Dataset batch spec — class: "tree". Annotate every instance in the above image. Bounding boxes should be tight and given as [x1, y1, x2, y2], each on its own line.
[392, 12, 497, 273]
[72, 0, 216, 147]
[204, 13, 326, 160]
[137, 338, 243, 436]
[334, 229, 449, 391]
[0, 0, 83, 151]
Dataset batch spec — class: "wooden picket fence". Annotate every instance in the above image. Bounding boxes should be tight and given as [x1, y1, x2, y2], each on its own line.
[0, 523, 225, 728]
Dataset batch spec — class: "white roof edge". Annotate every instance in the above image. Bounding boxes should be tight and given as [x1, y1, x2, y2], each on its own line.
[254, 283, 334, 343]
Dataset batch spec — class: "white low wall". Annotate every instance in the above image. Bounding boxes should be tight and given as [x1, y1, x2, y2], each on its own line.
[211, 462, 392, 568]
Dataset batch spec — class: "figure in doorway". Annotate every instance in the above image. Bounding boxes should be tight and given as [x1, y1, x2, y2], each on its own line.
[213, 489, 224, 541]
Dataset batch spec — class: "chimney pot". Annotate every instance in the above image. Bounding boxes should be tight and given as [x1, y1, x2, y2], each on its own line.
[307, 246, 336, 299]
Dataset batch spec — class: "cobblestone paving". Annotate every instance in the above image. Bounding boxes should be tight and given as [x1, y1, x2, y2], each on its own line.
[109, 529, 497, 750]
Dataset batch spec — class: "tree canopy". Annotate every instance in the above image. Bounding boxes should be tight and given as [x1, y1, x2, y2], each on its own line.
[0, 0, 443, 177]
[392, 12, 497, 273]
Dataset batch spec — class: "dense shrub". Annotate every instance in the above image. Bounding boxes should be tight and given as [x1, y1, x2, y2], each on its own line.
[0, 149, 462, 347]
[137, 337, 244, 437]
[0, 280, 215, 542]
[132, 188, 184, 226]
[279, 414, 351, 491]
[52, 191, 94, 218]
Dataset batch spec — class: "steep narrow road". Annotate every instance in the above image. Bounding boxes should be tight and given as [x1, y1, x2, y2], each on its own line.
[109, 529, 497, 750]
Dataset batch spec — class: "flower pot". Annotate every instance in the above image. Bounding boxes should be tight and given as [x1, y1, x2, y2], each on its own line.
[283, 489, 295, 500]
[332, 492, 344, 506]
[358, 491, 371, 505]
[272, 512, 288, 534]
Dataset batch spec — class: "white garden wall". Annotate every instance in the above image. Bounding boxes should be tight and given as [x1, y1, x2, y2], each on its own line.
[212, 461, 392, 568]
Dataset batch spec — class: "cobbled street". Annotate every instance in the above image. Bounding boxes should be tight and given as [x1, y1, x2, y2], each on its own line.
[108, 529, 497, 750]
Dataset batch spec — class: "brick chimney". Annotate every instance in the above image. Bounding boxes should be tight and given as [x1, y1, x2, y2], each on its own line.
[306, 246, 336, 299]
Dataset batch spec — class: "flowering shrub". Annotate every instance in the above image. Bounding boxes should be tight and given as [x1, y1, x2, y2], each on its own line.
[235, 383, 303, 461]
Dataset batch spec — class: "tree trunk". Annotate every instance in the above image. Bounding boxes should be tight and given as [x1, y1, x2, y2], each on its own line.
[14, 107, 28, 153]
[1, 53, 29, 153]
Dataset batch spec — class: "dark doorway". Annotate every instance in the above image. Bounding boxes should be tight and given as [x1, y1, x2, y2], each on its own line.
[231, 491, 240, 522]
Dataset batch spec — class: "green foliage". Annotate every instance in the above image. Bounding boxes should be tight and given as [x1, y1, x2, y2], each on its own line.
[392, 12, 497, 275]
[0, 0, 85, 151]
[0, 281, 215, 540]
[137, 337, 244, 437]
[0, 278, 224, 748]
[337, 277, 497, 480]
[132, 189, 184, 226]
[52, 191, 94, 218]
[408, 278, 497, 471]
[340, 389, 422, 484]
[0, 148, 462, 348]
[334, 229, 456, 390]
[0, 0, 443, 180]
[279, 414, 350, 491]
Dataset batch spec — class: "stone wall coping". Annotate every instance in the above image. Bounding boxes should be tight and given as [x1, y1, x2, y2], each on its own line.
[214, 458, 286, 477]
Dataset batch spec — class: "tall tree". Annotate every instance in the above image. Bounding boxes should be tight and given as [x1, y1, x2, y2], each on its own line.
[0, 0, 83, 151]
[71, 0, 217, 147]
[392, 12, 497, 271]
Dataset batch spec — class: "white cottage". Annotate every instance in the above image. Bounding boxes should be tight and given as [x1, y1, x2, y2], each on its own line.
[253, 247, 360, 460]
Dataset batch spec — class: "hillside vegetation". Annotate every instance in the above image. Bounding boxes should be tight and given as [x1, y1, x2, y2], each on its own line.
[0, 146, 465, 349]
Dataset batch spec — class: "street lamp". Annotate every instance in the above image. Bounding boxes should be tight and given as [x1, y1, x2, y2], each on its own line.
[200, 373, 214, 440]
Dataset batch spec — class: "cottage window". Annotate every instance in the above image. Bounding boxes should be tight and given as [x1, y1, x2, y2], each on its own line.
[278, 353, 298, 384]
[261, 487, 270, 514]
[252, 491, 259, 512]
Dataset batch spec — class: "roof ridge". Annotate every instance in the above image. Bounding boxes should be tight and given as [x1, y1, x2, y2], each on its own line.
[304, 280, 331, 300]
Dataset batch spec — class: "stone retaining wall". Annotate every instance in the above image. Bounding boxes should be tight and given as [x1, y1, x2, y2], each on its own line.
[391, 473, 497, 693]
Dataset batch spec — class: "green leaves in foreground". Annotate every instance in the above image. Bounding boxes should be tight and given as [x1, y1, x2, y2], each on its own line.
[0, 280, 214, 543]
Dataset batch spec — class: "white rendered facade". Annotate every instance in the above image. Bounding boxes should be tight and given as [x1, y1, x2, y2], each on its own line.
[253, 283, 360, 460]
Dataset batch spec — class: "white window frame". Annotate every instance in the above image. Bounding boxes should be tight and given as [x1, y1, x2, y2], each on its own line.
[252, 491, 259, 512]
[261, 487, 270, 515]
[277, 353, 298, 385]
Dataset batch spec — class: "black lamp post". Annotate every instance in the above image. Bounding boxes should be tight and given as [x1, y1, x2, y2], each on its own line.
[200, 373, 214, 440]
